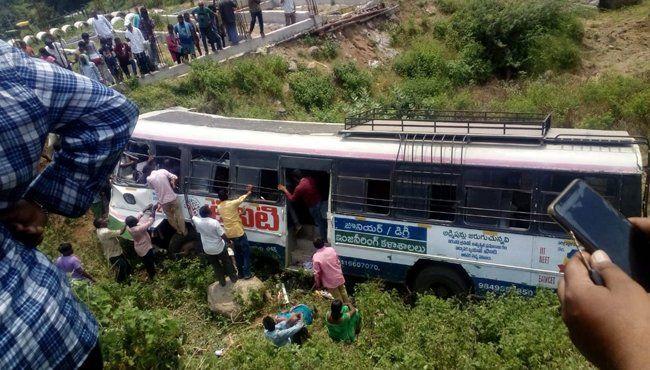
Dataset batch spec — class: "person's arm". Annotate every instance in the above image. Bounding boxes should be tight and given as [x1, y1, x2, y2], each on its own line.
[558, 246, 650, 369]
[78, 267, 96, 283]
[313, 259, 322, 288]
[217, 223, 230, 244]
[72, 257, 96, 283]
[346, 304, 357, 317]
[164, 169, 178, 189]
[232, 184, 254, 206]
[4, 42, 138, 218]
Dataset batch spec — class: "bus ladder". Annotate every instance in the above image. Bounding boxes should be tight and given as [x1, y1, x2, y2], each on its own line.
[392, 134, 469, 217]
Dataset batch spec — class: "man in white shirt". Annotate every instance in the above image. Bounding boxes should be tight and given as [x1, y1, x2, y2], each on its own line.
[192, 204, 238, 286]
[124, 22, 151, 77]
[90, 10, 114, 49]
[93, 218, 131, 283]
[44, 35, 71, 69]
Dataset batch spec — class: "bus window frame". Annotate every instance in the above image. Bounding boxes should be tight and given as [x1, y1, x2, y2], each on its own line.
[188, 147, 231, 196]
[114, 139, 153, 187]
[234, 165, 280, 204]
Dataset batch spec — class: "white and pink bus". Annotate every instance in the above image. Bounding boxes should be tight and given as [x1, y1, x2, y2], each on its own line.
[109, 108, 647, 297]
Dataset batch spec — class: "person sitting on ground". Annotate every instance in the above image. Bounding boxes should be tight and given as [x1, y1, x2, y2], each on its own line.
[147, 167, 187, 236]
[55, 243, 96, 283]
[94, 218, 131, 283]
[263, 313, 307, 347]
[125, 204, 157, 280]
[326, 299, 362, 343]
[312, 238, 350, 303]
[559, 217, 650, 369]
[191, 204, 238, 286]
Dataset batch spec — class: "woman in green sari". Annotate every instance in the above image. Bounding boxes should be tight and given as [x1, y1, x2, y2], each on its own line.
[326, 300, 362, 342]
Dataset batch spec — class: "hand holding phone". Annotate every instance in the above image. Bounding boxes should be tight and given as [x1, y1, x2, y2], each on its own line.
[548, 179, 650, 289]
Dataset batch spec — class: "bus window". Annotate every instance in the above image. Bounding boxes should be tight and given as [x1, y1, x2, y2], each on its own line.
[367, 179, 390, 215]
[259, 169, 279, 202]
[155, 144, 181, 178]
[465, 187, 500, 226]
[463, 169, 532, 230]
[335, 177, 364, 213]
[235, 166, 279, 202]
[189, 149, 229, 194]
[429, 184, 456, 221]
[393, 181, 428, 219]
[117, 140, 151, 184]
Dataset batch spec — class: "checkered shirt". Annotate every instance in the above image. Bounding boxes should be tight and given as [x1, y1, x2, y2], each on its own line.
[0, 40, 138, 368]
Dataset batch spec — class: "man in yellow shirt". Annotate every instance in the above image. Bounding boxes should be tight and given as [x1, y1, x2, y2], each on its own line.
[218, 184, 253, 279]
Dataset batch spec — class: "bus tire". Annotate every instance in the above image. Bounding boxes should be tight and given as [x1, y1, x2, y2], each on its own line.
[413, 265, 470, 299]
[168, 231, 201, 258]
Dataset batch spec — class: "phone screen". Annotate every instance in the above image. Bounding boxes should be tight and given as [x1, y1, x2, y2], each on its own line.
[550, 179, 633, 274]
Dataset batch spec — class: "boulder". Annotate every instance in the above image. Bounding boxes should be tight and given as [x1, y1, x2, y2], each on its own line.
[207, 277, 265, 317]
[287, 60, 298, 72]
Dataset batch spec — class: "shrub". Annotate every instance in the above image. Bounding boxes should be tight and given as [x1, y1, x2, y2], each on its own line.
[578, 112, 616, 130]
[393, 41, 450, 79]
[289, 71, 335, 110]
[333, 62, 373, 100]
[314, 39, 339, 60]
[231, 57, 284, 98]
[443, 0, 583, 78]
[74, 282, 183, 369]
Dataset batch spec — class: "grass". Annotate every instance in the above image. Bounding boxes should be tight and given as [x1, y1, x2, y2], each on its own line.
[41, 214, 589, 369]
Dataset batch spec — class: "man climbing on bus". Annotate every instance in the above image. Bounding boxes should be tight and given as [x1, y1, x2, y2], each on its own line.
[218, 185, 254, 279]
[125, 204, 157, 280]
[278, 170, 327, 240]
[191, 204, 238, 286]
[146, 167, 187, 236]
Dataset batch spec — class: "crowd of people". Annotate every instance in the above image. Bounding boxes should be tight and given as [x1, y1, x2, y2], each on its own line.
[16, 0, 296, 86]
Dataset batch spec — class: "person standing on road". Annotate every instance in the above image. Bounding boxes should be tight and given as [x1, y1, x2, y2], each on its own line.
[248, 0, 265, 38]
[166, 24, 183, 64]
[175, 14, 197, 60]
[114, 37, 137, 78]
[94, 218, 131, 283]
[0, 39, 138, 369]
[183, 12, 203, 57]
[219, 0, 239, 45]
[91, 10, 114, 49]
[218, 185, 254, 279]
[139, 6, 160, 69]
[282, 0, 297, 26]
[125, 22, 150, 77]
[312, 238, 350, 303]
[193, 1, 219, 54]
[192, 205, 238, 286]
[44, 34, 71, 69]
[146, 168, 187, 236]
[125, 204, 157, 280]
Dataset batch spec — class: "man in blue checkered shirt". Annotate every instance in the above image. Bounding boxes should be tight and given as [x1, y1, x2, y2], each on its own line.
[0, 40, 138, 368]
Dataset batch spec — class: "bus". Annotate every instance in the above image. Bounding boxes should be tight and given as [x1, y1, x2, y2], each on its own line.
[109, 108, 648, 297]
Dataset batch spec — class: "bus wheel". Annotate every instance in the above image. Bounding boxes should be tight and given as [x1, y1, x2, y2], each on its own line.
[168, 232, 201, 258]
[413, 265, 470, 299]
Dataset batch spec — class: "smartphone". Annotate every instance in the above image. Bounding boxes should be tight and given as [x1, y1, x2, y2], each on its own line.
[548, 179, 636, 276]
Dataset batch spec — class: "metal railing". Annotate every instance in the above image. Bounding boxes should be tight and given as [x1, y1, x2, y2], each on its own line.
[343, 108, 552, 137]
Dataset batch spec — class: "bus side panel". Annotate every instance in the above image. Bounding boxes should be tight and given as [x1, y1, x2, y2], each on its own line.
[531, 235, 577, 288]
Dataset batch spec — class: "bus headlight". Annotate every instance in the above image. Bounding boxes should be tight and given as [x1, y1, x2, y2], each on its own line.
[123, 193, 136, 205]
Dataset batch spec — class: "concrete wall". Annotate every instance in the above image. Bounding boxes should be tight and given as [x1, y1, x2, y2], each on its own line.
[139, 15, 321, 86]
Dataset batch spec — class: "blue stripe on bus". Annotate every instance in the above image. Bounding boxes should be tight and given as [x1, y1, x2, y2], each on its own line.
[472, 277, 537, 297]
[339, 256, 409, 282]
[333, 217, 427, 241]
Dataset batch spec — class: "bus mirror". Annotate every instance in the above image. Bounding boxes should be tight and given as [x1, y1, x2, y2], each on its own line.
[123, 193, 136, 205]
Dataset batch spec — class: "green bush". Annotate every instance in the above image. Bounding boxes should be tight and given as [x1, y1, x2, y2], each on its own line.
[315, 39, 339, 60]
[289, 71, 335, 110]
[393, 41, 450, 79]
[442, 0, 583, 77]
[74, 282, 183, 369]
[333, 62, 373, 100]
[231, 58, 284, 98]
[579, 112, 616, 130]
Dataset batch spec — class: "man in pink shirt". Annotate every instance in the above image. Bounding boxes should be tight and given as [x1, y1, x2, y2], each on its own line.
[146, 168, 187, 236]
[312, 238, 349, 303]
[125, 204, 156, 279]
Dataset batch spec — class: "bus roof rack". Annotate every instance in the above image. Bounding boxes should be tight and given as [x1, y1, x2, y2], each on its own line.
[341, 109, 552, 140]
